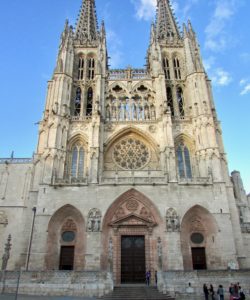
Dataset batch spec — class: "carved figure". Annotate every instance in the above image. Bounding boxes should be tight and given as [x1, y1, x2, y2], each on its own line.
[1, 235, 11, 271]
[166, 208, 180, 232]
[87, 208, 102, 232]
[157, 237, 163, 269]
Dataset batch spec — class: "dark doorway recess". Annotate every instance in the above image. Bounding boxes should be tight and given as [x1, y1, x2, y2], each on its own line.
[121, 236, 146, 283]
[59, 246, 74, 270]
[192, 247, 207, 270]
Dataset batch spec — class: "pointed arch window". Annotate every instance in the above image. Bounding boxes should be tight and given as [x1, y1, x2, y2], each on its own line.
[163, 57, 170, 80]
[86, 87, 93, 116]
[70, 143, 85, 178]
[176, 143, 192, 179]
[78, 57, 84, 80]
[176, 87, 185, 117]
[173, 57, 181, 80]
[87, 58, 95, 80]
[166, 87, 174, 116]
[74, 87, 81, 116]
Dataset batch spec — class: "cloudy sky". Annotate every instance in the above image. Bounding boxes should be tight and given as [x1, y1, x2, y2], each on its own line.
[0, 0, 249, 192]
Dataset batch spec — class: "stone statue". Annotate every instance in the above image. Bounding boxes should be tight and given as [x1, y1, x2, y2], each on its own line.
[166, 208, 180, 232]
[1, 235, 11, 271]
[157, 237, 163, 269]
[87, 208, 102, 232]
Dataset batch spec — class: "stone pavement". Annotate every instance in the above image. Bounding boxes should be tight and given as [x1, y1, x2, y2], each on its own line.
[0, 295, 97, 300]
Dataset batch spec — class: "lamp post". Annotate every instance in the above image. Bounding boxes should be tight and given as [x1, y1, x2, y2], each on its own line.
[26, 207, 36, 271]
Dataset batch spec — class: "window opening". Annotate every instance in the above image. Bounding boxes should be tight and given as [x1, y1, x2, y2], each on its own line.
[167, 87, 174, 116]
[177, 87, 185, 117]
[74, 87, 81, 116]
[177, 143, 192, 179]
[78, 57, 84, 80]
[173, 57, 181, 80]
[88, 58, 95, 80]
[86, 87, 93, 116]
[71, 145, 84, 178]
[163, 58, 170, 80]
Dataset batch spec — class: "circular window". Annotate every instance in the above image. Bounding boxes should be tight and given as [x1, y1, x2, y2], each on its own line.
[62, 231, 75, 242]
[190, 233, 204, 244]
[113, 138, 150, 170]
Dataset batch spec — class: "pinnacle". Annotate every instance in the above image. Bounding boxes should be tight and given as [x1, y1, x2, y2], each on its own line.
[75, 0, 99, 43]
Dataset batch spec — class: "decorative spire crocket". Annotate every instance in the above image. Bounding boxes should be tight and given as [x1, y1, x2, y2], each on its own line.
[156, 0, 180, 42]
[75, 0, 99, 44]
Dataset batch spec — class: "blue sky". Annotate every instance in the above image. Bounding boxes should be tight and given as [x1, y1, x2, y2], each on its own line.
[0, 0, 249, 193]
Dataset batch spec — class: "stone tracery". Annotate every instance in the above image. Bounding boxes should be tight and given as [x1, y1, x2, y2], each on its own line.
[87, 208, 102, 232]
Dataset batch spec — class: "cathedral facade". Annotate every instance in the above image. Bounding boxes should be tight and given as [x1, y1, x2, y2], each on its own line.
[1, 0, 250, 285]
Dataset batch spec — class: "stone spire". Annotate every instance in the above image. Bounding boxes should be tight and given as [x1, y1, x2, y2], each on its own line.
[156, 0, 180, 42]
[75, 0, 99, 43]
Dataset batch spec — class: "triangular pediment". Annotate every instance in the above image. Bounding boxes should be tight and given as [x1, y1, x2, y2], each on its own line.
[109, 213, 156, 227]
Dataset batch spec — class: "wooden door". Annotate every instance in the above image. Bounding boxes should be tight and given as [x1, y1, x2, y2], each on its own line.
[121, 236, 146, 283]
[192, 247, 207, 270]
[59, 246, 74, 270]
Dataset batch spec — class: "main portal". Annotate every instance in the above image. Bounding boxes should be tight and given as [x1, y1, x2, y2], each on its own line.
[121, 236, 146, 283]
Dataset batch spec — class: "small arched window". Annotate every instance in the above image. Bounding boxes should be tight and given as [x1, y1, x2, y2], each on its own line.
[71, 143, 85, 178]
[74, 87, 81, 116]
[166, 87, 174, 116]
[163, 57, 170, 80]
[176, 87, 185, 117]
[87, 58, 95, 80]
[86, 87, 93, 116]
[78, 57, 84, 80]
[173, 57, 181, 80]
[176, 143, 192, 179]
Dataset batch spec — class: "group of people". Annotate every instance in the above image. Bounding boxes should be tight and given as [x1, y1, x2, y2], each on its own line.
[203, 282, 246, 300]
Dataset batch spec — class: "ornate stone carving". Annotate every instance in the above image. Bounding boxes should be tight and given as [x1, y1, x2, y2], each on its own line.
[157, 237, 163, 268]
[87, 208, 102, 232]
[190, 216, 204, 232]
[115, 207, 125, 219]
[126, 199, 139, 211]
[0, 211, 8, 227]
[62, 218, 77, 232]
[140, 207, 152, 220]
[166, 208, 180, 232]
[113, 138, 150, 170]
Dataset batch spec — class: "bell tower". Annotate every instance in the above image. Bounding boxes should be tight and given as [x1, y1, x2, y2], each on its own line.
[35, 0, 108, 186]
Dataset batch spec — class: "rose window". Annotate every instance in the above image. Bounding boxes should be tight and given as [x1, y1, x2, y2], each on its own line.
[113, 138, 150, 170]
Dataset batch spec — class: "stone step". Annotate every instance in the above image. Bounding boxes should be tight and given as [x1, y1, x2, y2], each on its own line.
[100, 286, 175, 300]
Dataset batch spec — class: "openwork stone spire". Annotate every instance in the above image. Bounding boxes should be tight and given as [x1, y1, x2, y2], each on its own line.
[156, 0, 180, 42]
[75, 0, 99, 43]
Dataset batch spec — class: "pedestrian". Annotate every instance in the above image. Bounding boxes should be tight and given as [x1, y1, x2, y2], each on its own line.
[155, 270, 158, 286]
[229, 283, 234, 300]
[203, 283, 209, 300]
[239, 286, 245, 300]
[146, 270, 151, 286]
[209, 284, 215, 300]
[217, 285, 224, 300]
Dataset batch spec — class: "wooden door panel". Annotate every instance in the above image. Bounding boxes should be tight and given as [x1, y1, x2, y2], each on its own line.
[192, 247, 207, 270]
[59, 246, 74, 270]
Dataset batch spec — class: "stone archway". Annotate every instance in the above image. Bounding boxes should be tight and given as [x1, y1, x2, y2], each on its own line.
[101, 189, 163, 284]
[45, 205, 86, 270]
[180, 205, 218, 270]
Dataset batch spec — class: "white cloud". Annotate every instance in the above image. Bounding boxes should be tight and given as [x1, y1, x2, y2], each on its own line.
[239, 79, 250, 95]
[205, 0, 239, 52]
[203, 56, 216, 71]
[211, 68, 232, 86]
[240, 84, 250, 95]
[131, 0, 156, 21]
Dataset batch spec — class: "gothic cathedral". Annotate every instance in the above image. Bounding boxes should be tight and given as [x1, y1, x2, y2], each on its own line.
[1, 0, 250, 287]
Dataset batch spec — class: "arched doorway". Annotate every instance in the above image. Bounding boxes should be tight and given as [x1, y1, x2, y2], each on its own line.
[101, 189, 163, 285]
[45, 205, 86, 270]
[180, 205, 218, 270]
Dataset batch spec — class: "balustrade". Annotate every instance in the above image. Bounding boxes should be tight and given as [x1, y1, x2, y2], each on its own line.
[106, 98, 156, 122]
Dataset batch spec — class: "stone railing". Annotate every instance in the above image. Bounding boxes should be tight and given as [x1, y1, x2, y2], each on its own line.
[100, 170, 168, 185]
[177, 176, 212, 185]
[53, 176, 88, 186]
[0, 270, 113, 297]
[0, 158, 33, 164]
[109, 68, 150, 81]
[70, 115, 92, 122]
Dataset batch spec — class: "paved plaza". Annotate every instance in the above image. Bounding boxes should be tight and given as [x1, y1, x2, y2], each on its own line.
[0, 295, 97, 300]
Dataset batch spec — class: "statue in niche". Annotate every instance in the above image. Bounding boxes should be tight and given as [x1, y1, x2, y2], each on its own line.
[139, 102, 143, 120]
[87, 208, 102, 232]
[1, 235, 11, 271]
[166, 208, 180, 232]
[145, 105, 150, 120]
[157, 237, 163, 269]
[106, 105, 111, 120]
[151, 105, 156, 120]
[111, 102, 116, 120]
[133, 103, 138, 120]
